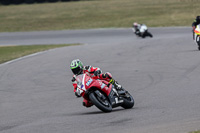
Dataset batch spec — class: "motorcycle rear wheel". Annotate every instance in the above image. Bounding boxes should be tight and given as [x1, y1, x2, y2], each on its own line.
[89, 91, 112, 113]
[121, 91, 134, 109]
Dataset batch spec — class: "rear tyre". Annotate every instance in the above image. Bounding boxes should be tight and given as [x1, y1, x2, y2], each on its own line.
[121, 91, 134, 109]
[89, 91, 112, 112]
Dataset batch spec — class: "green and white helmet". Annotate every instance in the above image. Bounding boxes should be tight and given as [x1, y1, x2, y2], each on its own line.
[70, 59, 83, 75]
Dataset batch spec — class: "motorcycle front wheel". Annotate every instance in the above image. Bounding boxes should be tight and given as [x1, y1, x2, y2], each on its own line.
[121, 91, 134, 109]
[145, 31, 153, 38]
[196, 35, 200, 50]
[89, 91, 112, 113]
[148, 32, 153, 38]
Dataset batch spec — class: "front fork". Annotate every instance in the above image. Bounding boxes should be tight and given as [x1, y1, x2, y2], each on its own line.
[107, 86, 126, 107]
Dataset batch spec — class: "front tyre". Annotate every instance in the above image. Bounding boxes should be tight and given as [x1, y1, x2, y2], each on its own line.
[121, 91, 134, 109]
[196, 35, 200, 51]
[146, 31, 153, 38]
[89, 91, 112, 112]
[148, 32, 153, 38]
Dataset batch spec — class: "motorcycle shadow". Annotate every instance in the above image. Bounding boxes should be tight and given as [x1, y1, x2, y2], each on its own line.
[67, 108, 132, 116]
[76, 108, 133, 116]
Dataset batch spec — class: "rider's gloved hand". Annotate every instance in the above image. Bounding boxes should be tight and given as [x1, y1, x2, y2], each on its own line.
[94, 70, 102, 76]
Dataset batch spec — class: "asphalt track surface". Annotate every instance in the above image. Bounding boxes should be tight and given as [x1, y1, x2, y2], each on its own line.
[0, 27, 200, 133]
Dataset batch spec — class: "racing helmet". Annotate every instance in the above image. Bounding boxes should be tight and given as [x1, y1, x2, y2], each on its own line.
[133, 22, 138, 27]
[70, 59, 83, 75]
[196, 16, 200, 21]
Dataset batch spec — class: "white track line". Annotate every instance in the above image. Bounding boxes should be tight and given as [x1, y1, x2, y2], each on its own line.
[0, 50, 49, 67]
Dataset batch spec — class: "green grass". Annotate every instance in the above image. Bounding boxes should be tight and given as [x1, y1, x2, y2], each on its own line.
[190, 131, 200, 133]
[0, 0, 199, 32]
[0, 44, 80, 64]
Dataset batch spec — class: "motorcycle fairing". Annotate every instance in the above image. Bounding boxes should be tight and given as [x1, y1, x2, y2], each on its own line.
[76, 73, 112, 97]
[139, 24, 147, 33]
[194, 25, 200, 35]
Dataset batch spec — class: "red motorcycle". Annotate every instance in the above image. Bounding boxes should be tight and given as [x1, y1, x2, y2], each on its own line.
[75, 73, 134, 112]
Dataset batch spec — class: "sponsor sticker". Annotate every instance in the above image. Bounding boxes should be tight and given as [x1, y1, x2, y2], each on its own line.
[86, 78, 93, 86]
[101, 83, 106, 89]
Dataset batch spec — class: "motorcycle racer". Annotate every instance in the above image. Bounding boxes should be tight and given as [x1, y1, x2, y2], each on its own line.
[133, 22, 141, 36]
[70, 59, 122, 107]
[192, 16, 200, 40]
[133, 22, 153, 38]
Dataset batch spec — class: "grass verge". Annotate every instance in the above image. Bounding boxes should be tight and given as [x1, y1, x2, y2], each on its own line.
[0, 44, 80, 64]
[0, 0, 199, 32]
[190, 131, 200, 133]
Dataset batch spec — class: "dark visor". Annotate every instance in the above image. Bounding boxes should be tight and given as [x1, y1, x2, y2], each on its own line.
[72, 67, 81, 75]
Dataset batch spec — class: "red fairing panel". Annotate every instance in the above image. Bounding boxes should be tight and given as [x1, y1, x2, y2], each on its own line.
[85, 75, 112, 96]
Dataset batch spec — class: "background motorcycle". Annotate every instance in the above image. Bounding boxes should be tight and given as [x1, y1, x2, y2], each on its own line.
[132, 24, 153, 38]
[75, 73, 134, 112]
[194, 24, 200, 50]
